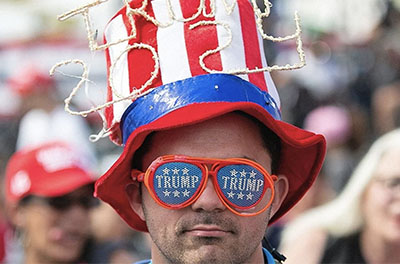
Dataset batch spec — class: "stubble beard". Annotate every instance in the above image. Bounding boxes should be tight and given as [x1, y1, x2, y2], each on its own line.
[143, 209, 263, 264]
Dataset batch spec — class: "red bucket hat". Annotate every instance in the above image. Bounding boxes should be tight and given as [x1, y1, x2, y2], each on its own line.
[65, 0, 326, 232]
[5, 141, 96, 205]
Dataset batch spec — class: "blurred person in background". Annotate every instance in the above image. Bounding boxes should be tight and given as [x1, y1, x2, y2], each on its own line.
[372, 81, 400, 137]
[265, 105, 349, 248]
[90, 201, 151, 263]
[3, 141, 136, 264]
[303, 105, 357, 193]
[89, 153, 151, 262]
[3, 141, 98, 264]
[279, 128, 400, 264]
[7, 64, 96, 167]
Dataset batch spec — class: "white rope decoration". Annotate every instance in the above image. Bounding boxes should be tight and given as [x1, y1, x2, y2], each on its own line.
[53, 0, 306, 141]
[50, 44, 159, 117]
[49, 59, 90, 116]
[57, 0, 109, 21]
[108, 43, 159, 100]
[222, 0, 236, 15]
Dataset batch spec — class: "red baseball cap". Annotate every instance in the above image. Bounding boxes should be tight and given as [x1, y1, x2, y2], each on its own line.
[7, 64, 54, 97]
[5, 141, 96, 205]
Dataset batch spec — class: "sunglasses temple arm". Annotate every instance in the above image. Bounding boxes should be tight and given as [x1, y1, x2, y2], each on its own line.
[131, 169, 145, 182]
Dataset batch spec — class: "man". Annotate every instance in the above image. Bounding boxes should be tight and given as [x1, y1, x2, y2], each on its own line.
[4, 141, 98, 263]
[127, 112, 290, 263]
[59, 0, 326, 263]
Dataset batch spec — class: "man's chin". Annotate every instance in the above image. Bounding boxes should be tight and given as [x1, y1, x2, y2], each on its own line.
[182, 245, 232, 264]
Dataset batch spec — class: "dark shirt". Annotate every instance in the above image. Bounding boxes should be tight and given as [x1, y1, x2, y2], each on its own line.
[320, 232, 366, 264]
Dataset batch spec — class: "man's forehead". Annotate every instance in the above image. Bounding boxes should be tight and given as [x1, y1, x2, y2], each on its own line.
[140, 112, 272, 170]
[148, 113, 262, 146]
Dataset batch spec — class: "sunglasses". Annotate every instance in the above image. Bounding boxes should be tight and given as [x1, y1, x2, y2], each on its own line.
[22, 194, 100, 210]
[131, 155, 277, 216]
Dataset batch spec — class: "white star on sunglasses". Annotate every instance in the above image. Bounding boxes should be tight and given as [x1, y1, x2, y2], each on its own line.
[182, 167, 189, 175]
[230, 169, 238, 177]
[182, 189, 190, 197]
[162, 168, 170, 175]
[249, 170, 257, 178]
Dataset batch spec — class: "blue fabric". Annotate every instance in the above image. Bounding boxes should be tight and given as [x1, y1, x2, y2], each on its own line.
[263, 247, 276, 264]
[135, 247, 274, 264]
[134, 259, 152, 264]
[121, 74, 281, 144]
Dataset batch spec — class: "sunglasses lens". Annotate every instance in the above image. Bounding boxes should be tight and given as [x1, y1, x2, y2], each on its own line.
[152, 162, 203, 207]
[216, 164, 267, 209]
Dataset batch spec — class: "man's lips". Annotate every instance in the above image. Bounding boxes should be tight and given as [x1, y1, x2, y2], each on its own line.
[184, 224, 233, 237]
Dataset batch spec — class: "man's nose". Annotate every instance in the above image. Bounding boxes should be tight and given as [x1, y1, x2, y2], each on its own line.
[191, 178, 226, 212]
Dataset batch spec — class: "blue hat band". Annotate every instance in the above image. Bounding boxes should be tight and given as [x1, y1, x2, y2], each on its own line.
[121, 74, 281, 144]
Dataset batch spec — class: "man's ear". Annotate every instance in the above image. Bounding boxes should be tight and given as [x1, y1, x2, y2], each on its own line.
[270, 174, 289, 218]
[125, 181, 145, 221]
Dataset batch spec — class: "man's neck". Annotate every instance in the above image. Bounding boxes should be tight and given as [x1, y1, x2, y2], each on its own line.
[151, 243, 266, 264]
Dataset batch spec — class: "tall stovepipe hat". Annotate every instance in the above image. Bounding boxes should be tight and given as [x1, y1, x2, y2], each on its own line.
[53, 0, 326, 232]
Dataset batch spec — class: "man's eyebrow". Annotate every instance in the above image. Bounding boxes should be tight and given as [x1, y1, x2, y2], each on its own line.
[242, 156, 273, 173]
[242, 156, 257, 162]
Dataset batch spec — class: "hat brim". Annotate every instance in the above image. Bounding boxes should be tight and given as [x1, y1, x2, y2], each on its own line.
[95, 101, 325, 232]
[32, 168, 95, 198]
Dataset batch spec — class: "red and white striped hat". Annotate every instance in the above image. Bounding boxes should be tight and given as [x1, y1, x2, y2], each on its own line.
[94, 0, 326, 232]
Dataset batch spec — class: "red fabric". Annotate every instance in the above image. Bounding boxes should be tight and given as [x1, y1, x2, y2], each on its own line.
[104, 28, 115, 141]
[181, 0, 223, 75]
[0, 219, 6, 262]
[237, 1, 268, 91]
[128, 2, 162, 93]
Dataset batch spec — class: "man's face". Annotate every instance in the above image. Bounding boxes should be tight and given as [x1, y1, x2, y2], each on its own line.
[16, 186, 94, 263]
[130, 113, 288, 264]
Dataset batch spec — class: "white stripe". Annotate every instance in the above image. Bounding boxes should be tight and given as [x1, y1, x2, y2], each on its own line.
[105, 15, 132, 122]
[215, 1, 249, 82]
[152, 0, 192, 84]
[256, 23, 281, 108]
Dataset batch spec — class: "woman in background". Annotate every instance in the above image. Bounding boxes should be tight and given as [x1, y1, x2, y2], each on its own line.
[280, 129, 400, 264]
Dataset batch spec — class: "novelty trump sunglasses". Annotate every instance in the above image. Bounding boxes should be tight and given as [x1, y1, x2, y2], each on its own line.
[131, 155, 277, 216]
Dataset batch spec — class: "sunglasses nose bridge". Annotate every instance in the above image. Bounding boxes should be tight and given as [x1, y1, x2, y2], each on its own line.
[206, 168, 217, 179]
[191, 175, 227, 213]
